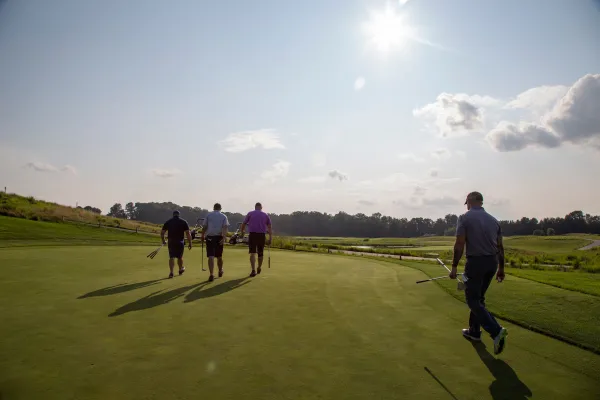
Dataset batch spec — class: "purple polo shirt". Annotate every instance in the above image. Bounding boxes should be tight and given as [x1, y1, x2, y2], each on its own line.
[243, 210, 271, 233]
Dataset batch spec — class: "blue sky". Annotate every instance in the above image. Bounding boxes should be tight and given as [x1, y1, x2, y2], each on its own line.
[1, 0, 599, 220]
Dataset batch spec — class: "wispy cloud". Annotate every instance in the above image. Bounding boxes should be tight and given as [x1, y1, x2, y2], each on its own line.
[358, 199, 376, 206]
[354, 77, 366, 91]
[431, 148, 451, 159]
[298, 176, 327, 183]
[219, 129, 285, 153]
[260, 160, 291, 183]
[328, 170, 349, 181]
[151, 168, 182, 178]
[25, 162, 77, 174]
[398, 153, 425, 162]
[429, 168, 439, 177]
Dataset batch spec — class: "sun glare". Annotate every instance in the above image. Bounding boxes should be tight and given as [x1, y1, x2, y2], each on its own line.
[363, 4, 415, 53]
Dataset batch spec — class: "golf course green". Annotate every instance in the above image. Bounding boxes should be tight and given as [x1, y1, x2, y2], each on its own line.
[1, 245, 599, 399]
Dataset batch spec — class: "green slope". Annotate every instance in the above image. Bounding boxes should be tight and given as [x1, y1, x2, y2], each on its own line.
[0, 215, 159, 247]
[1, 246, 598, 399]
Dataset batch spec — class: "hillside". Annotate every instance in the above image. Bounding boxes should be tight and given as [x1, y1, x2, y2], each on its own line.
[0, 192, 161, 234]
[0, 216, 159, 247]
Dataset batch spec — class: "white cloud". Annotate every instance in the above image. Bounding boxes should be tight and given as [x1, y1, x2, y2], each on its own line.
[219, 129, 285, 153]
[487, 74, 600, 152]
[354, 77, 366, 91]
[504, 85, 568, 112]
[25, 162, 77, 174]
[455, 150, 466, 158]
[260, 160, 290, 183]
[298, 176, 327, 183]
[413, 186, 427, 196]
[429, 168, 439, 178]
[398, 153, 425, 162]
[328, 170, 349, 181]
[152, 168, 182, 178]
[414, 93, 501, 137]
[422, 196, 461, 207]
[431, 148, 451, 159]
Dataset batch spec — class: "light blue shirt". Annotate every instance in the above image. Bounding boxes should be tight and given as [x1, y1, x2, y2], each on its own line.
[203, 211, 229, 236]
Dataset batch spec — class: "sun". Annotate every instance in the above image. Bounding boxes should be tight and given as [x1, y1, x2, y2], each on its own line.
[362, 3, 415, 53]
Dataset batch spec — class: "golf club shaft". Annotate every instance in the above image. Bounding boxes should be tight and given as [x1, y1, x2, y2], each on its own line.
[416, 275, 449, 284]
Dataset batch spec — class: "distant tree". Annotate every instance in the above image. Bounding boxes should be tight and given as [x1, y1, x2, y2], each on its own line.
[107, 203, 127, 219]
[84, 205, 102, 214]
[533, 229, 545, 236]
[125, 202, 137, 220]
[546, 228, 555, 236]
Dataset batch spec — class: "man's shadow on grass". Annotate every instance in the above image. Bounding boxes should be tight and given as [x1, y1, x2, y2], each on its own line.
[109, 277, 252, 316]
[78, 279, 166, 299]
[109, 282, 207, 317]
[184, 277, 251, 303]
[471, 341, 532, 400]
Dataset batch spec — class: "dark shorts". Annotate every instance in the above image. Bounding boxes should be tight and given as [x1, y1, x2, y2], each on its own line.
[248, 232, 266, 256]
[205, 235, 224, 258]
[168, 241, 185, 259]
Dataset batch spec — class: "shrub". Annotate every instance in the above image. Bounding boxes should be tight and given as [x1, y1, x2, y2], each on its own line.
[547, 228, 555, 236]
[533, 229, 545, 236]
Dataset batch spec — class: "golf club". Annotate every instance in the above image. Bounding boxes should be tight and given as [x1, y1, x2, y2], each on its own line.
[436, 258, 465, 291]
[416, 275, 450, 284]
[147, 244, 164, 259]
[196, 218, 206, 272]
[268, 242, 271, 268]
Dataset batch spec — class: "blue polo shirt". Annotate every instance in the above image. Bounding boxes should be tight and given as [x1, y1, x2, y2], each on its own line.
[456, 206, 502, 257]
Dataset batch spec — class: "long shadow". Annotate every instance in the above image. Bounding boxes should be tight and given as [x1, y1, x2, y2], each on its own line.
[471, 341, 532, 399]
[109, 282, 208, 317]
[78, 279, 165, 299]
[184, 277, 251, 303]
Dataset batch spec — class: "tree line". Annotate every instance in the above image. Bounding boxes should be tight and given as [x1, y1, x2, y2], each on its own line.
[103, 202, 600, 237]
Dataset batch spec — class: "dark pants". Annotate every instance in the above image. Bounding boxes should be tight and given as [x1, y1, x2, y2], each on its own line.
[205, 235, 224, 258]
[464, 255, 502, 338]
[248, 232, 266, 257]
[168, 241, 184, 259]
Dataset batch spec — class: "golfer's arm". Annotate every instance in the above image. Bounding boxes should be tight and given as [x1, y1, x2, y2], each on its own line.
[221, 224, 228, 238]
[161, 229, 167, 242]
[452, 235, 465, 268]
[185, 230, 192, 245]
[267, 224, 272, 239]
[497, 236, 505, 269]
[240, 222, 246, 235]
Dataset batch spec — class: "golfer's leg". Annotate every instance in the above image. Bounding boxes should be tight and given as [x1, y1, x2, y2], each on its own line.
[465, 269, 501, 338]
[177, 257, 184, 270]
[217, 257, 223, 271]
[208, 256, 215, 275]
[168, 258, 175, 274]
[481, 260, 501, 330]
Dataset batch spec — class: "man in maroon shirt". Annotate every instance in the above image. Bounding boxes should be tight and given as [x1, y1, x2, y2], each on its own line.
[240, 202, 272, 277]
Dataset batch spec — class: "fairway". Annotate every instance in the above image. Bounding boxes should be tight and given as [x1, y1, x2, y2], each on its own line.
[1, 246, 600, 399]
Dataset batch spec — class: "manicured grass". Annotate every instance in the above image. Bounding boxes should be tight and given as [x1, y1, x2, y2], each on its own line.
[506, 268, 600, 297]
[1, 246, 599, 399]
[395, 259, 600, 353]
[504, 236, 590, 253]
[0, 215, 158, 247]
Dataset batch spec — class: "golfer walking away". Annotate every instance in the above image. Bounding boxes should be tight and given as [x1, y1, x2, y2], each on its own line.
[161, 210, 193, 279]
[240, 202, 272, 277]
[201, 203, 230, 282]
[450, 191, 508, 355]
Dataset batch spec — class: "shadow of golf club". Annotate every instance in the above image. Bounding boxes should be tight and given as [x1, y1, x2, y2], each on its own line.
[424, 367, 459, 400]
[470, 340, 532, 399]
[184, 277, 251, 303]
[78, 279, 166, 299]
[108, 282, 208, 317]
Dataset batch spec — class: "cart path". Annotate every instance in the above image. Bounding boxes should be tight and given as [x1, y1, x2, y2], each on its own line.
[579, 240, 600, 251]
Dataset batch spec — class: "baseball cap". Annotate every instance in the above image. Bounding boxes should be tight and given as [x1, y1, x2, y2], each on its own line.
[464, 191, 484, 204]
[173, 210, 180, 216]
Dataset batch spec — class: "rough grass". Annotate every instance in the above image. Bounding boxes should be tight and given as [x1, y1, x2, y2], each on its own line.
[392, 259, 600, 354]
[0, 215, 159, 247]
[0, 192, 160, 233]
[1, 246, 599, 399]
[505, 268, 600, 297]
[503, 236, 590, 253]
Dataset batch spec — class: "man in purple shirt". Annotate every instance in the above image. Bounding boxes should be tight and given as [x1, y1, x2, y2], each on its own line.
[240, 202, 273, 277]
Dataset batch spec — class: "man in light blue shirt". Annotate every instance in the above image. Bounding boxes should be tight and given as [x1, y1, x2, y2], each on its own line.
[201, 203, 230, 282]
